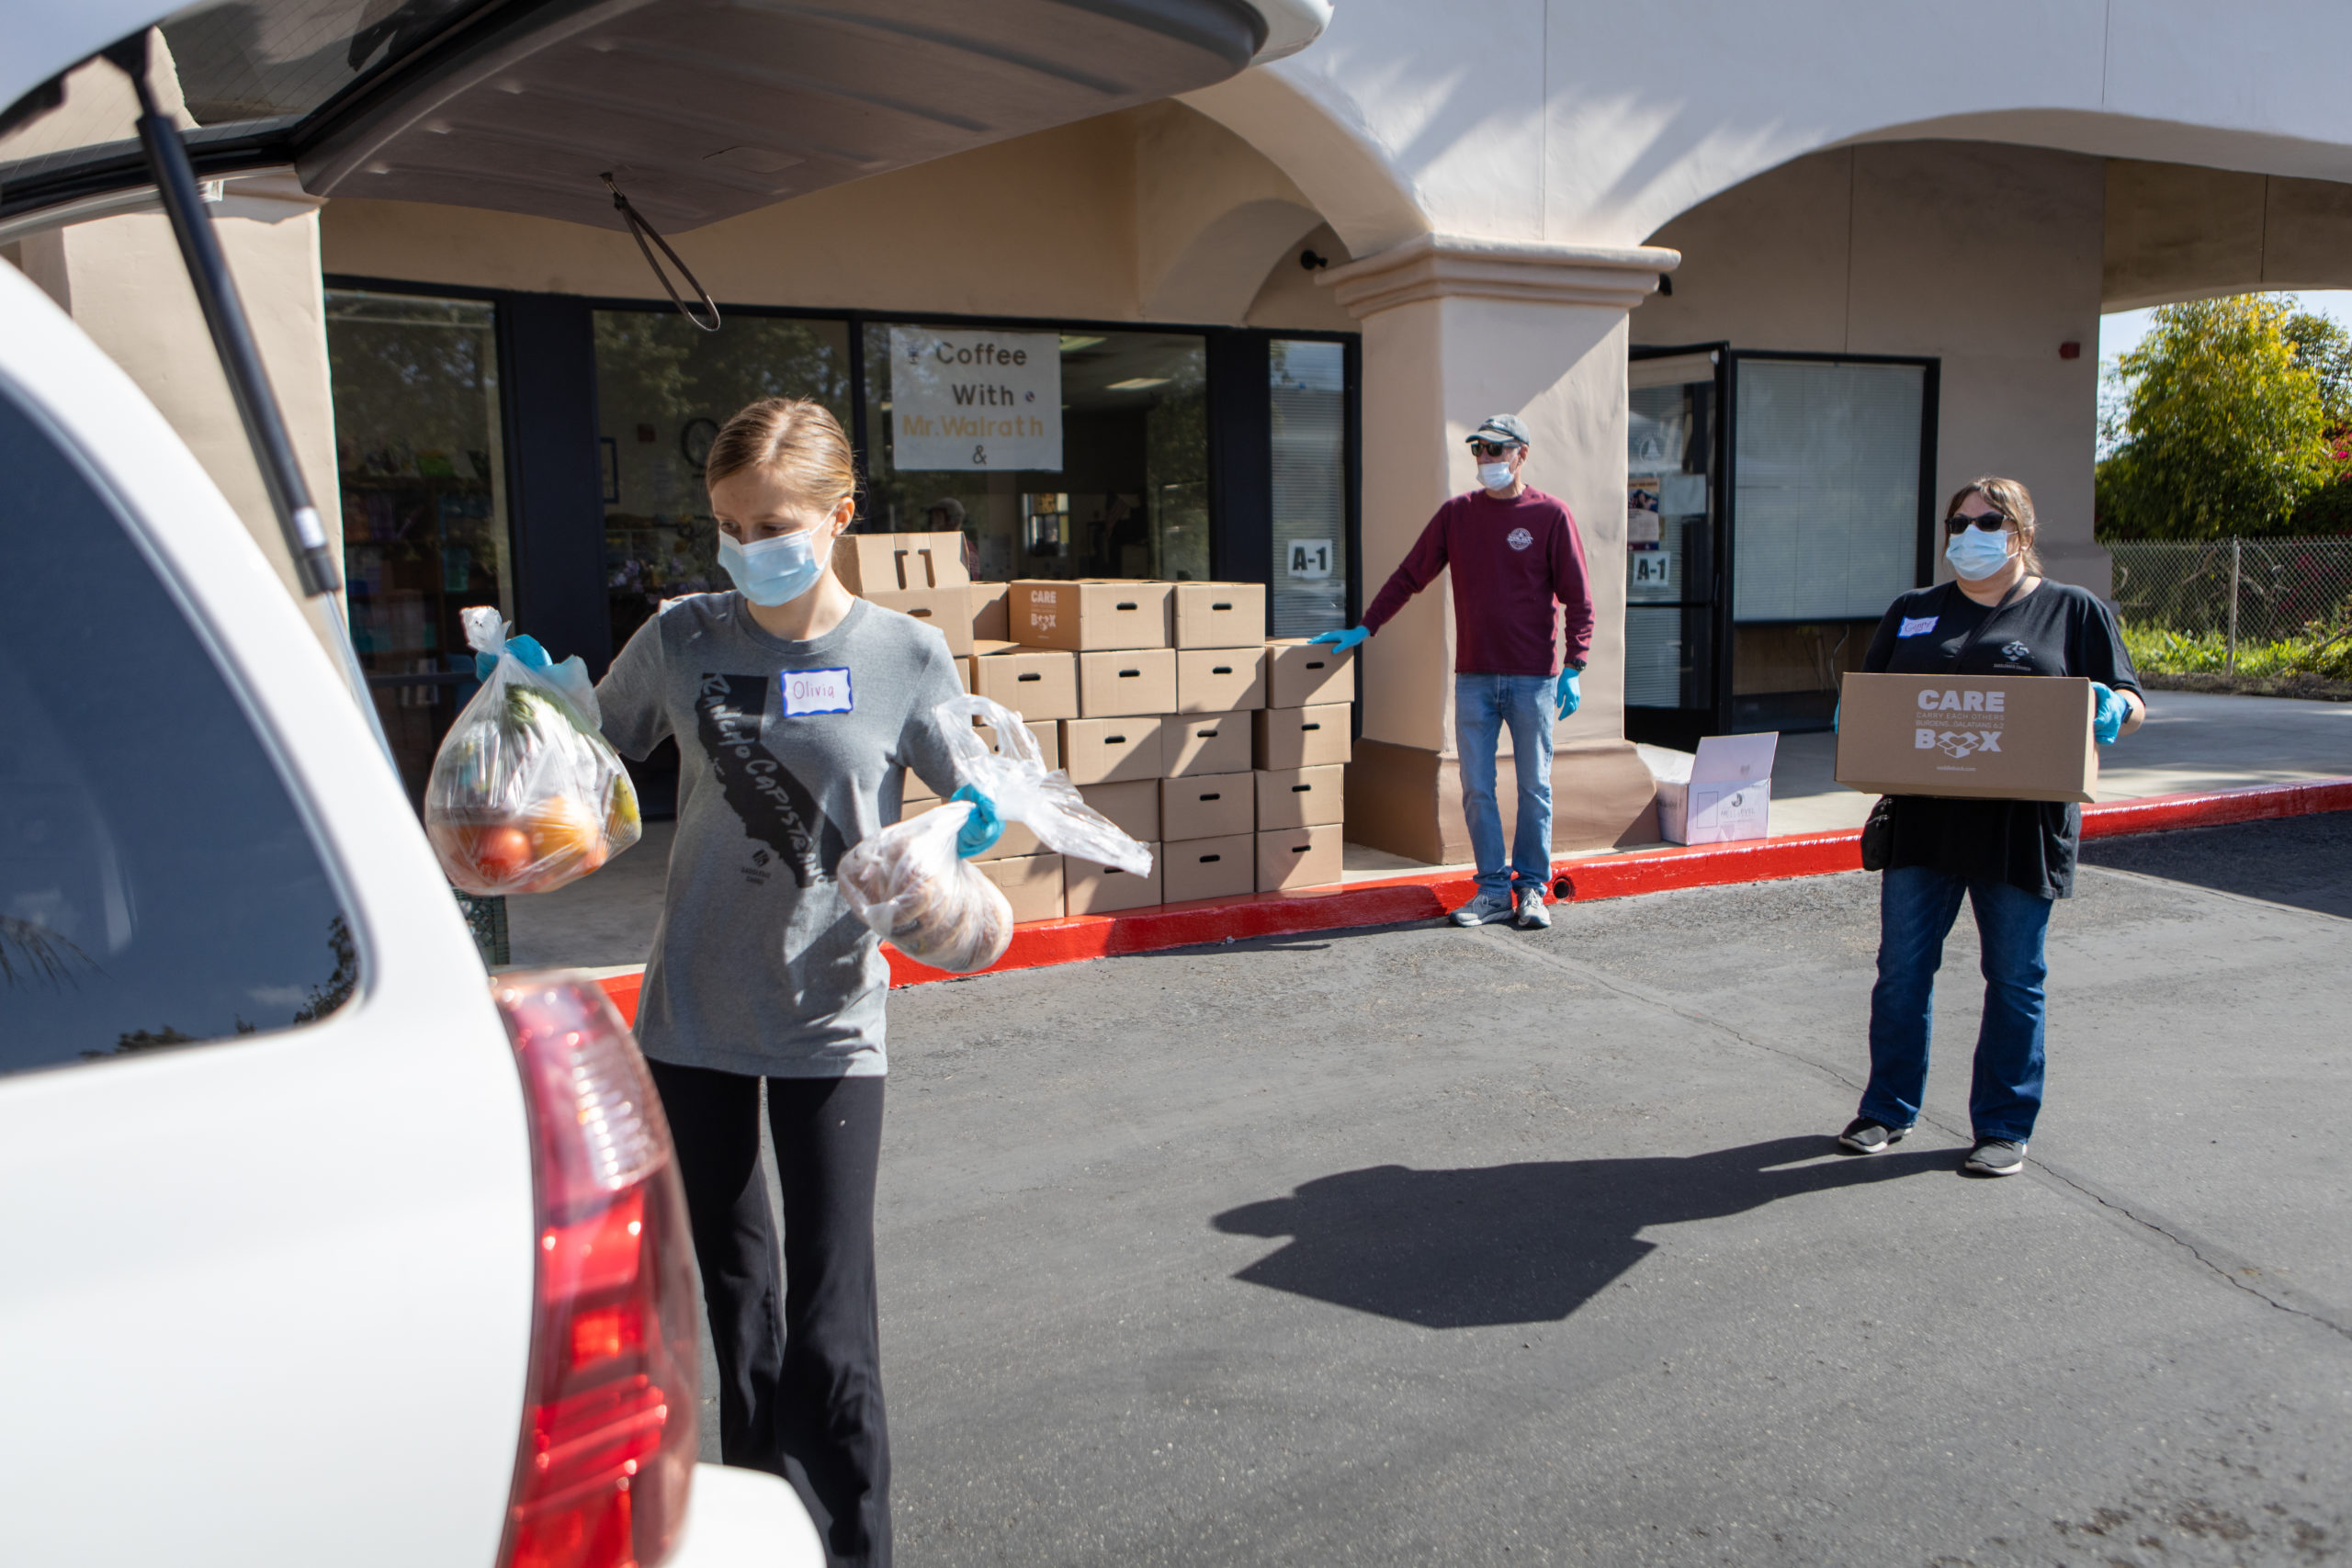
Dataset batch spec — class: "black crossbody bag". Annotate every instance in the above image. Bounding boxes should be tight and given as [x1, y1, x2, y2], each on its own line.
[1859, 581, 2021, 872]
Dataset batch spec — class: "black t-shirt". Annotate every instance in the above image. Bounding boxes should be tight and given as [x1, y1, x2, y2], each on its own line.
[1860, 580, 2141, 898]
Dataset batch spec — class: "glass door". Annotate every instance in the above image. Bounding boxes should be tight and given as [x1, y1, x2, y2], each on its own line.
[1623, 349, 1721, 749]
[325, 289, 513, 803]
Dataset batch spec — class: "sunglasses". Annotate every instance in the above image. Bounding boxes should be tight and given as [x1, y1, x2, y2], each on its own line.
[1470, 441, 1521, 459]
[1944, 511, 2010, 536]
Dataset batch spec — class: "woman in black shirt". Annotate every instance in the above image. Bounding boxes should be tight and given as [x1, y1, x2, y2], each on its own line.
[1837, 477, 2144, 1177]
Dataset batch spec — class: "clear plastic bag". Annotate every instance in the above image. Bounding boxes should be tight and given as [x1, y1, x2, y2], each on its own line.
[424, 608, 642, 896]
[838, 695, 1152, 971]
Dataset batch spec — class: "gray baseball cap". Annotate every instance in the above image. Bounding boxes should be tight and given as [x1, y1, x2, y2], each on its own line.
[1465, 413, 1530, 447]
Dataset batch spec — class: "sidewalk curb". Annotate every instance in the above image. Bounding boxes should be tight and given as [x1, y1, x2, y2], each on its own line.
[593, 776, 2352, 1021]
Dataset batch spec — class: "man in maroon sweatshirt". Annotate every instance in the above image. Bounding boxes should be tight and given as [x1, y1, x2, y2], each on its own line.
[1310, 413, 1593, 929]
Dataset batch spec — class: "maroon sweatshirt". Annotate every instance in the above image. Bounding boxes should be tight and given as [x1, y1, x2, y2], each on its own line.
[1362, 486, 1593, 675]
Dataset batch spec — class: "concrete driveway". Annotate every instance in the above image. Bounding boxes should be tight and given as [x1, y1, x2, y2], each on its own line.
[846, 813, 2352, 1566]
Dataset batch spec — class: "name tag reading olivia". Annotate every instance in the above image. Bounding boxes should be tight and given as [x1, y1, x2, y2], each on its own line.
[1897, 615, 1940, 638]
[781, 667, 854, 716]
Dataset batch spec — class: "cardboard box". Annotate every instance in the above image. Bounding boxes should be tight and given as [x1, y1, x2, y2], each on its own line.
[1642, 735, 1776, 846]
[1162, 833, 1255, 903]
[835, 531, 969, 593]
[1009, 580, 1171, 650]
[1175, 647, 1268, 713]
[1837, 672, 2098, 803]
[902, 768, 940, 805]
[978, 853, 1064, 924]
[1160, 773, 1254, 840]
[1059, 716, 1165, 785]
[1066, 849, 1162, 915]
[865, 586, 973, 656]
[1255, 764, 1345, 829]
[970, 581, 1010, 642]
[1078, 779, 1160, 843]
[967, 645, 1079, 721]
[977, 716, 1058, 773]
[1077, 648, 1177, 717]
[970, 820, 1043, 862]
[1265, 638, 1357, 708]
[1163, 714, 1253, 778]
[1172, 582, 1267, 649]
[1253, 704, 1351, 770]
[1256, 823, 1342, 892]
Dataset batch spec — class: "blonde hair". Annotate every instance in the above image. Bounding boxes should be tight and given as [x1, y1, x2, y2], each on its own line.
[704, 397, 858, 517]
[1947, 475, 2043, 577]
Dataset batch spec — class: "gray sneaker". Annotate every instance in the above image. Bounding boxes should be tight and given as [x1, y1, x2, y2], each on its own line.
[1449, 891, 1517, 926]
[1963, 1138, 2029, 1177]
[1838, 1117, 1910, 1154]
[1515, 886, 1552, 929]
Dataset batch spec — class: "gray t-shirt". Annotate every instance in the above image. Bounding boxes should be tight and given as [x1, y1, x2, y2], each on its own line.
[596, 593, 965, 1078]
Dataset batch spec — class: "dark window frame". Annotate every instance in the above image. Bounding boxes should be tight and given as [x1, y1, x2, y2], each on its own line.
[325, 274, 1362, 668]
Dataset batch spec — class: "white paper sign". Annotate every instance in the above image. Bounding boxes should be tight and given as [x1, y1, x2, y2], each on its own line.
[889, 328, 1061, 471]
[1629, 549, 1674, 591]
[1287, 539, 1334, 580]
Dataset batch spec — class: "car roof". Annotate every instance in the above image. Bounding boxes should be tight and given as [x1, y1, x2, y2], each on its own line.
[1, 0, 1324, 233]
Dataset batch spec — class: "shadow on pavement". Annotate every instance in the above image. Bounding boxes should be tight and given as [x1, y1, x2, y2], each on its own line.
[2081, 813, 2352, 919]
[1211, 1135, 1948, 1328]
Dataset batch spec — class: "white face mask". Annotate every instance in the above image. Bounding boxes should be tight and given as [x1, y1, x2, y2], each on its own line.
[1945, 526, 2016, 581]
[1476, 460, 1515, 491]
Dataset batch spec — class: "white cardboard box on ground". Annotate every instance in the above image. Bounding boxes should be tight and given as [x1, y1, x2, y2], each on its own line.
[1643, 734, 1778, 845]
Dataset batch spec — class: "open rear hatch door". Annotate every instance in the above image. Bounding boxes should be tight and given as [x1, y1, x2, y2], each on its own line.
[4, 0, 1316, 233]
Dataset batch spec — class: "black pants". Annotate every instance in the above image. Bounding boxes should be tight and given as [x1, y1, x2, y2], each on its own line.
[648, 1060, 889, 1568]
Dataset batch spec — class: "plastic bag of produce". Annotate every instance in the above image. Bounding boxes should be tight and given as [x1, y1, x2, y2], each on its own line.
[424, 608, 641, 895]
[839, 694, 1150, 971]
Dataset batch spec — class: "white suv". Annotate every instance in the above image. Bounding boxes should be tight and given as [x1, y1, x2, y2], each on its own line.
[0, 256, 821, 1568]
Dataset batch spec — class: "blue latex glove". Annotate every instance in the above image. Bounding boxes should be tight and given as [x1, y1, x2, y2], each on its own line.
[2090, 682, 2132, 745]
[1555, 667, 1582, 719]
[1832, 701, 1839, 735]
[475, 633, 552, 682]
[1309, 626, 1370, 652]
[950, 784, 1002, 859]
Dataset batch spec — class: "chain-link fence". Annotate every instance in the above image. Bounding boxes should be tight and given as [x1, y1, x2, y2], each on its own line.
[2109, 536, 2352, 674]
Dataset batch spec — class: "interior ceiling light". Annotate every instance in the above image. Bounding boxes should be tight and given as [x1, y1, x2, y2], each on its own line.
[1104, 377, 1169, 390]
[1058, 334, 1105, 352]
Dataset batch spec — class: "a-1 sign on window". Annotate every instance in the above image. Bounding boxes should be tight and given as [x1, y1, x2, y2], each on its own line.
[1288, 539, 1333, 580]
[1629, 550, 1673, 591]
[890, 327, 1062, 471]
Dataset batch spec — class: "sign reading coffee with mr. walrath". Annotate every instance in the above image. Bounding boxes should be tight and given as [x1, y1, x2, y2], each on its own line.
[891, 328, 1062, 471]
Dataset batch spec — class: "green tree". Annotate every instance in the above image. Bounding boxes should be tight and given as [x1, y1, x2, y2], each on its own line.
[2096, 295, 2338, 539]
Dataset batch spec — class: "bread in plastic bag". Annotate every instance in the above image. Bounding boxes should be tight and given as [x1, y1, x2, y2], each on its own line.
[838, 695, 1151, 971]
[424, 607, 642, 896]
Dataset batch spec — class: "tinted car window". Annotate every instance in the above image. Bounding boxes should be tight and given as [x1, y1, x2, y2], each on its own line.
[0, 383, 356, 1076]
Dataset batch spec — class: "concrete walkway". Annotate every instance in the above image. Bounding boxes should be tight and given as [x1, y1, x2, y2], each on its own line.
[503, 691, 2352, 969]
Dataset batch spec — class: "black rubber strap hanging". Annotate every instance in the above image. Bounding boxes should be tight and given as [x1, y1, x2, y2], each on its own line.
[103, 30, 344, 595]
[101, 28, 397, 772]
[604, 173, 720, 332]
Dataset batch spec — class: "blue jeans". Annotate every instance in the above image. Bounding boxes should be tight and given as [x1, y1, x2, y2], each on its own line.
[1455, 673, 1555, 898]
[1860, 865, 2053, 1143]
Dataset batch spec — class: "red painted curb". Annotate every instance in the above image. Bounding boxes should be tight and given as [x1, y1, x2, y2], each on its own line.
[594, 775, 2352, 1021]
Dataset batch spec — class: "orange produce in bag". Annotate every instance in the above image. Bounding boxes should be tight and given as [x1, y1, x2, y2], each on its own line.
[424, 608, 640, 896]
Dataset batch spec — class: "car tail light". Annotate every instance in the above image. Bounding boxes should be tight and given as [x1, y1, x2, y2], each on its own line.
[492, 975, 700, 1568]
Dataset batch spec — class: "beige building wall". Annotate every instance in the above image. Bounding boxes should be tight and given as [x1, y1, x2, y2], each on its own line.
[2105, 158, 2352, 310]
[1636, 141, 2110, 596]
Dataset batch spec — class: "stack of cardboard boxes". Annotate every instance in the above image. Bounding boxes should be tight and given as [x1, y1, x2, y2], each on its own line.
[848, 532, 1355, 925]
